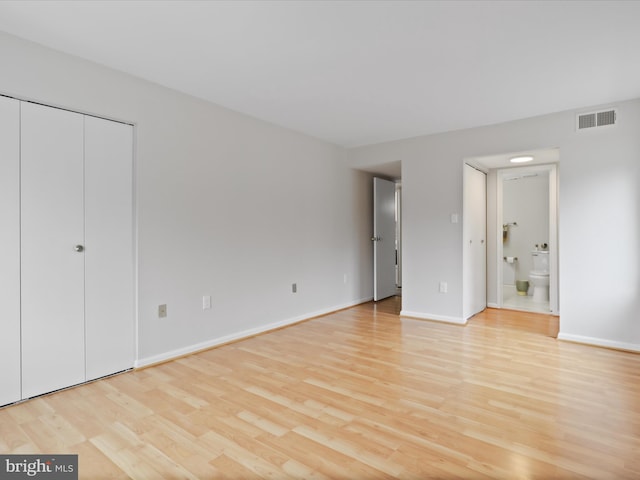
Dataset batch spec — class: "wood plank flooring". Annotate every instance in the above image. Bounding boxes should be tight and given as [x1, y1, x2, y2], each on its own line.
[1, 298, 639, 479]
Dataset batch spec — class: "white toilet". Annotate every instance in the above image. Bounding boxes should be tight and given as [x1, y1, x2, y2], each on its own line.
[529, 251, 549, 302]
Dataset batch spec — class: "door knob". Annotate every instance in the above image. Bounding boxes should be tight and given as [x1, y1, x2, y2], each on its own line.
[74, 245, 84, 252]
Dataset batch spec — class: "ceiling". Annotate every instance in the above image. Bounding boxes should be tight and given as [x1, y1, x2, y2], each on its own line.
[1, 1, 639, 150]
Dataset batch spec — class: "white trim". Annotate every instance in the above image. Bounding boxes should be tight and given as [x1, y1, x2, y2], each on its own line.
[557, 333, 640, 353]
[487, 302, 499, 308]
[132, 123, 139, 376]
[400, 310, 467, 325]
[134, 297, 373, 368]
[0, 92, 134, 126]
[548, 164, 559, 314]
[496, 168, 504, 308]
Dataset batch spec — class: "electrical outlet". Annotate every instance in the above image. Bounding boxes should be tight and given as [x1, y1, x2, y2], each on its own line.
[292, 283, 297, 293]
[203, 295, 211, 310]
[158, 304, 167, 318]
[439, 281, 448, 294]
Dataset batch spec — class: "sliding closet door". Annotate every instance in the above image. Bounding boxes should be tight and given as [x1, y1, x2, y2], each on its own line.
[0, 97, 21, 406]
[21, 102, 86, 398]
[85, 116, 134, 380]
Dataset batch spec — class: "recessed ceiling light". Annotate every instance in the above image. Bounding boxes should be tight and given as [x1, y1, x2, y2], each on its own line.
[510, 156, 534, 163]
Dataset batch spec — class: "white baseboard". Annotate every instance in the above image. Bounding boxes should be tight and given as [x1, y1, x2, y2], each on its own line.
[400, 310, 467, 325]
[557, 332, 640, 353]
[487, 302, 499, 308]
[135, 296, 373, 368]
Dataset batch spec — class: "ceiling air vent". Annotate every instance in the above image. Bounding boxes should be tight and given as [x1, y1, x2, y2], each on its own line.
[576, 109, 617, 131]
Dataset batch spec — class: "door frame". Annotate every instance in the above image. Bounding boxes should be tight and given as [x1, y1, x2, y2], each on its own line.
[373, 177, 398, 301]
[496, 163, 559, 314]
[395, 182, 402, 289]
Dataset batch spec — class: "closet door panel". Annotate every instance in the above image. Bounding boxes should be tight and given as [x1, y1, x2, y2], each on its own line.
[0, 97, 21, 406]
[85, 116, 134, 380]
[21, 102, 85, 398]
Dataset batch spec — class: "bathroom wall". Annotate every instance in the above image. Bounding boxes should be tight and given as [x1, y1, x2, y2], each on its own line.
[502, 173, 549, 281]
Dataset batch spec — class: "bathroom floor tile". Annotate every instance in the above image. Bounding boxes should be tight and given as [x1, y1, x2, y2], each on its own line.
[502, 285, 550, 313]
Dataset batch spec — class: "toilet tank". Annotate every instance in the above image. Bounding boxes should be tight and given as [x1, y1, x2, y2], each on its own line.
[531, 251, 549, 273]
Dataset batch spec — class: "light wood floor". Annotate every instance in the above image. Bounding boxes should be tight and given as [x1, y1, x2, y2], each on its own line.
[2, 298, 640, 479]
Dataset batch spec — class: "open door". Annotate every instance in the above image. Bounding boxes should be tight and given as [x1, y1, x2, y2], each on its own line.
[373, 177, 397, 301]
[463, 164, 487, 319]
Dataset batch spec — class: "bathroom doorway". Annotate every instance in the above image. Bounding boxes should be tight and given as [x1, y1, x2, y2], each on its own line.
[497, 163, 558, 314]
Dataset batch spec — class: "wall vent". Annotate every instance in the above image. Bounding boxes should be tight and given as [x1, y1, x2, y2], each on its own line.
[597, 110, 616, 126]
[576, 109, 617, 131]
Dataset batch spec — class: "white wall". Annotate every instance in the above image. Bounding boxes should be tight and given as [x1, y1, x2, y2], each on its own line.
[0, 32, 374, 365]
[349, 99, 640, 351]
[0, 96, 21, 405]
[486, 170, 498, 304]
[560, 106, 640, 349]
[503, 173, 549, 281]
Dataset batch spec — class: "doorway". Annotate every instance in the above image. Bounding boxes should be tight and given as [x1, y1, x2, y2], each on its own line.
[372, 176, 402, 301]
[497, 164, 558, 314]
